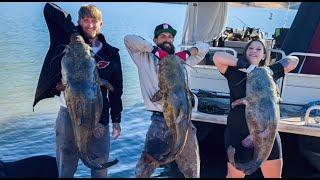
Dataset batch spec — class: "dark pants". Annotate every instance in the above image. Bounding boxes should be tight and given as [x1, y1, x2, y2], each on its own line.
[135, 112, 200, 178]
[55, 106, 110, 178]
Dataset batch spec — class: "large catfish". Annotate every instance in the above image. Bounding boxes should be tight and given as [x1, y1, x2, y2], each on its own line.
[61, 33, 118, 169]
[148, 54, 194, 165]
[227, 66, 281, 175]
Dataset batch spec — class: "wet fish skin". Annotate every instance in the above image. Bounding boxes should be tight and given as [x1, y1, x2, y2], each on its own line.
[148, 54, 193, 165]
[61, 33, 118, 170]
[228, 67, 280, 175]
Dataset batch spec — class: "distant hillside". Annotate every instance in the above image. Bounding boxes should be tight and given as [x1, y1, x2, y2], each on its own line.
[158, 2, 301, 10]
[231, 2, 300, 10]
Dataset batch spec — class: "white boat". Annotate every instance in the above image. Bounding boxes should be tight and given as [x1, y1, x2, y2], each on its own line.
[178, 2, 320, 177]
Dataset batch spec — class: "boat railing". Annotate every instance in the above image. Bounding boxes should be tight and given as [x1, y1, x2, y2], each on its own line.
[179, 45, 193, 51]
[208, 47, 237, 57]
[268, 48, 286, 60]
[288, 52, 320, 74]
[304, 105, 320, 126]
[184, 46, 320, 130]
[180, 45, 237, 57]
[281, 52, 320, 126]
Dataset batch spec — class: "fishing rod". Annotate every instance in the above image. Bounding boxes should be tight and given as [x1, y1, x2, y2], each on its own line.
[234, 16, 248, 30]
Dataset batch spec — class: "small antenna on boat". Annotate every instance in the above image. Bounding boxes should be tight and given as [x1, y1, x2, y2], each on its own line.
[269, 12, 273, 20]
[283, 2, 291, 28]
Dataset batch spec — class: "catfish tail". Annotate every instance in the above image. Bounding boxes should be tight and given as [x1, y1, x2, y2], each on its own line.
[227, 145, 263, 175]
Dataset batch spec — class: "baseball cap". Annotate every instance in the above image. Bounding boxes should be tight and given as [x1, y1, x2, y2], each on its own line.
[154, 23, 177, 38]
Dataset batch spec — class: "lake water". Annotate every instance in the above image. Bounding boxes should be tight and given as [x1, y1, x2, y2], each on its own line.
[0, 2, 297, 177]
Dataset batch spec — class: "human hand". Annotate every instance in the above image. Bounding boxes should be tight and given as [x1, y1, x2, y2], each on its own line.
[104, 82, 114, 92]
[55, 82, 66, 91]
[241, 135, 253, 148]
[93, 123, 107, 138]
[189, 47, 198, 56]
[112, 123, 121, 139]
[194, 42, 210, 54]
[100, 79, 114, 92]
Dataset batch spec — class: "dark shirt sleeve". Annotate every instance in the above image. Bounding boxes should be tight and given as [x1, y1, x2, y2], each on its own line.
[44, 2, 77, 44]
[269, 62, 285, 81]
[108, 52, 123, 123]
[220, 66, 232, 79]
[43, 2, 78, 91]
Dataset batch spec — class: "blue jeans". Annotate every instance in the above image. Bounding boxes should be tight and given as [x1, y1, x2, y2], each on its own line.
[55, 106, 110, 178]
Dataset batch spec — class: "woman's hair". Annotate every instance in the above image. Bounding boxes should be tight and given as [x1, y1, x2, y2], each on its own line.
[243, 39, 267, 66]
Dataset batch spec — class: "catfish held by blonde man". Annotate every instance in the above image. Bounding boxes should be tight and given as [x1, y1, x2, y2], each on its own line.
[61, 33, 118, 170]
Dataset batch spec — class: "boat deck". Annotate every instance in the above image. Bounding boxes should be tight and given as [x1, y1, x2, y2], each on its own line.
[191, 102, 320, 137]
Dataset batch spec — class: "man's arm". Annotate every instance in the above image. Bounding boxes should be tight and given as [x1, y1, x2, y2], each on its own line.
[44, 3, 78, 92]
[123, 35, 156, 66]
[44, 2, 77, 38]
[124, 34, 154, 53]
[185, 42, 210, 66]
[108, 52, 123, 139]
[108, 52, 123, 125]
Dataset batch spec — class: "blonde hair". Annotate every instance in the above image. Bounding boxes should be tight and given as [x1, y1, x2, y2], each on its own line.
[78, 4, 102, 21]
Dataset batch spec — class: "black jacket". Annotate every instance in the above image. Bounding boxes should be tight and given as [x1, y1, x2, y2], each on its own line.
[33, 2, 123, 124]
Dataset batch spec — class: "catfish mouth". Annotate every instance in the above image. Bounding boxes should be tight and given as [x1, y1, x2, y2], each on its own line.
[70, 33, 85, 43]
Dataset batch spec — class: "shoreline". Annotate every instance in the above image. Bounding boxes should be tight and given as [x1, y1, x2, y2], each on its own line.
[229, 2, 300, 10]
[158, 2, 300, 10]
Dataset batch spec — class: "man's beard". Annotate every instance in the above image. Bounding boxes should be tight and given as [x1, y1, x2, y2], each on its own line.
[157, 42, 175, 54]
[79, 27, 100, 45]
[82, 27, 101, 40]
[84, 31, 100, 39]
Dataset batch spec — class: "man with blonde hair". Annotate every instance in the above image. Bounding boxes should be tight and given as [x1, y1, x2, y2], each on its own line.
[34, 3, 123, 177]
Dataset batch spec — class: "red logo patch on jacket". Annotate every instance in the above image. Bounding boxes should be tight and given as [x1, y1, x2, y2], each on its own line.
[97, 60, 110, 69]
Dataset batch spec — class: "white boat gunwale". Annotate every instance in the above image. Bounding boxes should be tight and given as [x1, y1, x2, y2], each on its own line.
[185, 46, 320, 137]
